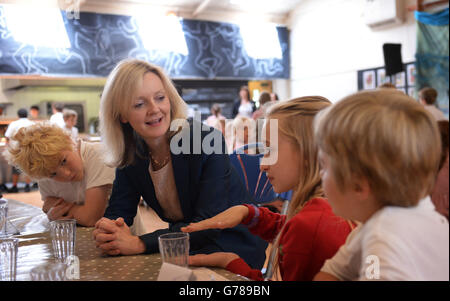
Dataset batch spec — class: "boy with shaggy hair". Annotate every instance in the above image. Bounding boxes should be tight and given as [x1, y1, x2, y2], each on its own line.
[313, 90, 449, 281]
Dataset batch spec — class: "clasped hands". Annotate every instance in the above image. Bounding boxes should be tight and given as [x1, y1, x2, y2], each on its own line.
[92, 217, 146, 256]
[180, 205, 249, 269]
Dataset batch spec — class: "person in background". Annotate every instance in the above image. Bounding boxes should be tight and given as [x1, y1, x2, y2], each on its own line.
[431, 120, 449, 220]
[92, 59, 267, 269]
[270, 92, 279, 102]
[4, 123, 117, 227]
[228, 115, 256, 153]
[232, 86, 256, 118]
[252, 91, 272, 120]
[204, 103, 225, 129]
[313, 90, 449, 281]
[4, 108, 34, 193]
[50, 102, 66, 128]
[183, 97, 355, 281]
[29, 105, 40, 120]
[63, 109, 79, 141]
[419, 87, 447, 121]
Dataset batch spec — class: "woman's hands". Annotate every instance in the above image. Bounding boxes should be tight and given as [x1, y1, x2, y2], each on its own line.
[181, 205, 249, 233]
[92, 217, 146, 256]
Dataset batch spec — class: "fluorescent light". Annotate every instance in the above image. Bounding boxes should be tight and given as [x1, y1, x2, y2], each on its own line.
[3, 4, 71, 49]
[240, 22, 282, 59]
[136, 14, 189, 55]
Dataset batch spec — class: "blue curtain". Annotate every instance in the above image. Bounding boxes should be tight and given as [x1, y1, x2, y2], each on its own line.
[415, 8, 449, 118]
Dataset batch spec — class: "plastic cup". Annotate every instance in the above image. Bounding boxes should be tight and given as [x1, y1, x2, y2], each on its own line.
[0, 198, 8, 237]
[49, 219, 76, 262]
[158, 232, 189, 267]
[30, 262, 68, 281]
[0, 237, 19, 281]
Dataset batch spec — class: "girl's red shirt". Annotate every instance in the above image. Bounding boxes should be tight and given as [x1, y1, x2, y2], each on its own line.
[227, 198, 354, 281]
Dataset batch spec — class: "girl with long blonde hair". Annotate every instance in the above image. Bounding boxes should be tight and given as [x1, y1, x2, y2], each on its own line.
[182, 96, 355, 281]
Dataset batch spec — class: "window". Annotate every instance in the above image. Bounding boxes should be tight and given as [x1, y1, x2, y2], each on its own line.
[3, 4, 71, 48]
[136, 14, 188, 55]
[240, 22, 282, 59]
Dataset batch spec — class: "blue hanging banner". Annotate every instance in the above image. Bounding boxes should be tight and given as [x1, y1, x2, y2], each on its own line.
[415, 7, 449, 26]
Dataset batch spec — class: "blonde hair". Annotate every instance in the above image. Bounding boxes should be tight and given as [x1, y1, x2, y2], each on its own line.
[314, 89, 441, 207]
[267, 96, 332, 219]
[265, 96, 332, 280]
[4, 122, 74, 179]
[99, 59, 188, 168]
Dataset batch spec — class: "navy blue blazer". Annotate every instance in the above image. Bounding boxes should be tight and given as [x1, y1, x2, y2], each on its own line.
[104, 121, 267, 269]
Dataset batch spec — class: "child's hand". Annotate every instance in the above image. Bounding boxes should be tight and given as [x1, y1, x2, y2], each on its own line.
[46, 202, 74, 221]
[181, 205, 249, 233]
[189, 252, 240, 269]
[42, 196, 64, 214]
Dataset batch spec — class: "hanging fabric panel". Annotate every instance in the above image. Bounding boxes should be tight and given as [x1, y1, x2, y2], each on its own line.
[415, 8, 449, 118]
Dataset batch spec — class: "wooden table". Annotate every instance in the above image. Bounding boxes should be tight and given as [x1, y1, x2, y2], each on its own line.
[5, 199, 247, 281]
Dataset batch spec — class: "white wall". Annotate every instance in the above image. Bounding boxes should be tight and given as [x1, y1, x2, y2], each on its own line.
[287, 0, 417, 102]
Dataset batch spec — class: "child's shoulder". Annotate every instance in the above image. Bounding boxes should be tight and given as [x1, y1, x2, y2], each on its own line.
[363, 197, 448, 241]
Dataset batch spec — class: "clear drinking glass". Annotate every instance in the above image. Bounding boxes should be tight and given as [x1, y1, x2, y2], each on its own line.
[158, 232, 189, 267]
[49, 219, 76, 262]
[30, 262, 68, 281]
[0, 237, 19, 281]
[0, 198, 8, 237]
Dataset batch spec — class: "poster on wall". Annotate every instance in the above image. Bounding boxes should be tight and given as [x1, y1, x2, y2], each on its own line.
[395, 71, 406, 87]
[408, 87, 416, 99]
[362, 70, 376, 90]
[358, 62, 415, 92]
[406, 63, 416, 86]
[377, 68, 390, 86]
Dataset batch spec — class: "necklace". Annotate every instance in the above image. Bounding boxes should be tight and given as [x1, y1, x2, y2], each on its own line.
[149, 151, 170, 170]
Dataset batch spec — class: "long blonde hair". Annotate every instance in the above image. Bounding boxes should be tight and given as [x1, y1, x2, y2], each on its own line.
[99, 59, 187, 168]
[265, 96, 331, 280]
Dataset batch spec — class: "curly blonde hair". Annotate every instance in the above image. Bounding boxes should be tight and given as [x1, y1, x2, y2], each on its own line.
[4, 122, 74, 179]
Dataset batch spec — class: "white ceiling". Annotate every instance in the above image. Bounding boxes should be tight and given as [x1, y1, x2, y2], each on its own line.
[77, 0, 305, 25]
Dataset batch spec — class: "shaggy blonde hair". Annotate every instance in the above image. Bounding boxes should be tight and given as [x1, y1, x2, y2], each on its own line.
[99, 59, 188, 168]
[265, 96, 332, 280]
[314, 89, 441, 207]
[4, 122, 74, 179]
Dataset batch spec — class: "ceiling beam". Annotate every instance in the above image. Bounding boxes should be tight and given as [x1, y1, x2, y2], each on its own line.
[192, 0, 212, 17]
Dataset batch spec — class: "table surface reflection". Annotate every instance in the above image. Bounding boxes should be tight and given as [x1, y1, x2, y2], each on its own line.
[6, 199, 247, 281]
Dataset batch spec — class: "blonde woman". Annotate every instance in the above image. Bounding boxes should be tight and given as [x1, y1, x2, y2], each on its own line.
[4, 123, 115, 226]
[92, 59, 267, 269]
[314, 90, 449, 280]
[182, 97, 354, 280]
